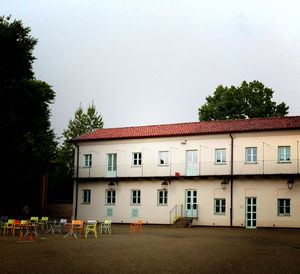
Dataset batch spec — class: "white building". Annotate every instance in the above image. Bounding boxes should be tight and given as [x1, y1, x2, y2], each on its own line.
[72, 116, 300, 228]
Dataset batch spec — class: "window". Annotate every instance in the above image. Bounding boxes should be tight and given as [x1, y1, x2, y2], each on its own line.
[278, 199, 290, 215]
[106, 208, 113, 217]
[106, 190, 116, 205]
[131, 190, 141, 205]
[157, 190, 168, 205]
[245, 147, 257, 163]
[214, 199, 226, 214]
[132, 152, 142, 166]
[82, 189, 91, 204]
[84, 154, 92, 167]
[131, 208, 139, 218]
[158, 151, 169, 165]
[278, 146, 291, 162]
[215, 149, 226, 164]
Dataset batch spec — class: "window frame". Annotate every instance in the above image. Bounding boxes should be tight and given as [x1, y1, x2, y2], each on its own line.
[158, 151, 169, 166]
[131, 189, 141, 205]
[215, 149, 226, 164]
[278, 198, 291, 216]
[132, 152, 142, 167]
[83, 154, 92, 167]
[82, 189, 91, 204]
[245, 147, 257, 163]
[214, 198, 226, 215]
[105, 189, 116, 205]
[157, 189, 168, 206]
[278, 146, 291, 163]
[106, 208, 114, 217]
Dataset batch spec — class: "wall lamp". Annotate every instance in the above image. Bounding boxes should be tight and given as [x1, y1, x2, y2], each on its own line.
[221, 178, 229, 190]
[287, 178, 294, 190]
[161, 179, 171, 189]
[108, 181, 118, 190]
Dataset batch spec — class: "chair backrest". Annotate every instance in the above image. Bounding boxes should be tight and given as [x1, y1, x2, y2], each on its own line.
[60, 218, 67, 225]
[13, 220, 21, 225]
[0, 216, 8, 223]
[87, 220, 97, 225]
[72, 220, 84, 228]
[6, 219, 15, 224]
[30, 217, 39, 223]
[104, 220, 112, 224]
[41, 217, 48, 222]
[20, 220, 28, 225]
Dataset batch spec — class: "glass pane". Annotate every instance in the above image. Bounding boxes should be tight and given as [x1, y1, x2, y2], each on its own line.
[193, 204, 197, 209]
[193, 197, 197, 203]
[216, 200, 220, 206]
[247, 206, 251, 212]
[253, 206, 256, 212]
[187, 191, 191, 196]
[247, 213, 251, 219]
[112, 197, 115, 204]
[253, 198, 256, 204]
[279, 207, 284, 214]
[187, 198, 191, 203]
[286, 199, 290, 206]
[221, 206, 225, 213]
[286, 207, 290, 214]
[247, 220, 251, 226]
[253, 213, 256, 219]
[193, 191, 197, 196]
[187, 204, 191, 209]
[137, 197, 140, 204]
[253, 220, 256, 226]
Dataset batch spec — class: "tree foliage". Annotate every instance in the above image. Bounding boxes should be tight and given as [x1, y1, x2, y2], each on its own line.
[198, 81, 289, 121]
[0, 16, 56, 214]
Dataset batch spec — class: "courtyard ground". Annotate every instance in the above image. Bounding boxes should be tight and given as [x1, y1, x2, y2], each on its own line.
[1, 225, 300, 273]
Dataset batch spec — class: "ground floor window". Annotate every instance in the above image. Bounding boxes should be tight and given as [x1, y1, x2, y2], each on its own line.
[82, 189, 91, 204]
[278, 199, 290, 215]
[106, 190, 116, 204]
[157, 190, 168, 205]
[214, 198, 225, 214]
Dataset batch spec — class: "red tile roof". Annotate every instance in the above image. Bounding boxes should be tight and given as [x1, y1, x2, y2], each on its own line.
[74, 116, 300, 142]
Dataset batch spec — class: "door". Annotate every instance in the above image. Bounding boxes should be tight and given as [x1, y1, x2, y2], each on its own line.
[186, 150, 198, 176]
[245, 197, 257, 229]
[107, 154, 117, 177]
[186, 190, 197, 218]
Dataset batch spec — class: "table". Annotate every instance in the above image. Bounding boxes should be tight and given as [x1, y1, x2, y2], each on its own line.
[18, 224, 38, 243]
[46, 220, 63, 234]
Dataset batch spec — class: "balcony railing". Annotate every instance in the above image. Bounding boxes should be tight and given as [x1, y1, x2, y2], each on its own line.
[76, 159, 300, 178]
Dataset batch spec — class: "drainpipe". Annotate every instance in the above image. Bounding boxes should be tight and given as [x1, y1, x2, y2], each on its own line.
[74, 143, 80, 220]
[229, 134, 234, 227]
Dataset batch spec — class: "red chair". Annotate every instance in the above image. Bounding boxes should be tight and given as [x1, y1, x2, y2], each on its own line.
[72, 220, 84, 238]
[129, 220, 142, 235]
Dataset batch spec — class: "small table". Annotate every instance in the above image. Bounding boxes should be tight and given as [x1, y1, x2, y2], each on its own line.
[18, 224, 38, 243]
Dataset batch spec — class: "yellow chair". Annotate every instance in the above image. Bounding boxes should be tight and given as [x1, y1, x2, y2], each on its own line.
[85, 220, 98, 239]
[3, 219, 15, 236]
[100, 220, 112, 234]
[30, 217, 39, 224]
[39, 217, 48, 230]
[14, 220, 28, 236]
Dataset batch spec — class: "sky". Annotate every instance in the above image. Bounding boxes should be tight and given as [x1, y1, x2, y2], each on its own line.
[2, 0, 300, 138]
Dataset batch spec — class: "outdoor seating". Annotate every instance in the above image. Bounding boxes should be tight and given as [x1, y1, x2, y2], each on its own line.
[38, 217, 49, 230]
[13, 220, 27, 236]
[100, 220, 112, 234]
[30, 217, 39, 224]
[0, 216, 8, 224]
[85, 220, 98, 239]
[64, 220, 84, 239]
[2, 219, 15, 236]
[129, 220, 142, 235]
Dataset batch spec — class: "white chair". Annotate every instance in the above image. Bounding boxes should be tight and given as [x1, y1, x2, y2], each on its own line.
[100, 220, 112, 234]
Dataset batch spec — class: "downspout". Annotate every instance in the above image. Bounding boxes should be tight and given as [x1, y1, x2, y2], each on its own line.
[229, 134, 234, 227]
[74, 143, 80, 220]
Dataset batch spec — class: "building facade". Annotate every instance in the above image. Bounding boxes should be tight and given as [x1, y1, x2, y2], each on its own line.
[72, 116, 300, 228]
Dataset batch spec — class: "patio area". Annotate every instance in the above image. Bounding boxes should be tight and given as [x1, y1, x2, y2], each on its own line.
[1, 225, 300, 273]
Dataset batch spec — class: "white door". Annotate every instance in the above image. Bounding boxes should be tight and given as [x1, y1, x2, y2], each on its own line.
[186, 190, 197, 218]
[107, 154, 117, 177]
[186, 150, 198, 176]
[245, 197, 257, 229]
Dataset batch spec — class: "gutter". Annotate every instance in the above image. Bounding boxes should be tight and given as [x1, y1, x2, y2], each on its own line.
[229, 134, 234, 227]
[74, 143, 80, 220]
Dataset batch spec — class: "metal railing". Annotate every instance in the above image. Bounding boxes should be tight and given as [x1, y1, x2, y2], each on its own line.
[169, 204, 198, 224]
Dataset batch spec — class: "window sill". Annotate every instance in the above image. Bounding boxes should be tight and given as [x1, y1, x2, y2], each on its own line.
[81, 202, 90, 205]
[158, 164, 169, 167]
[105, 204, 115, 206]
[131, 165, 142, 168]
[157, 204, 168, 206]
[278, 214, 291, 217]
[130, 204, 141, 206]
[215, 162, 226, 165]
[83, 166, 92, 168]
[214, 213, 226, 215]
[245, 162, 258, 164]
[277, 161, 291, 164]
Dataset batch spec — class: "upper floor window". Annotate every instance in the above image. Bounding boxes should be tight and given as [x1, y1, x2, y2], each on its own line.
[157, 190, 168, 205]
[84, 154, 92, 167]
[278, 146, 291, 163]
[214, 198, 225, 214]
[131, 190, 141, 205]
[82, 189, 91, 204]
[106, 190, 116, 205]
[132, 152, 142, 166]
[245, 147, 257, 163]
[215, 149, 226, 164]
[278, 199, 290, 216]
[159, 151, 169, 166]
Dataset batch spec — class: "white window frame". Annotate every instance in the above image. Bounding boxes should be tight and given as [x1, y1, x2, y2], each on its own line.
[131, 190, 141, 205]
[245, 147, 257, 163]
[157, 190, 168, 205]
[105, 189, 116, 205]
[83, 154, 92, 167]
[82, 189, 91, 204]
[158, 151, 169, 166]
[132, 152, 142, 166]
[215, 149, 226, 164]
[278, 146, 291, 163]
[278, 198, 290, 216]
[214, 198, 226, 214]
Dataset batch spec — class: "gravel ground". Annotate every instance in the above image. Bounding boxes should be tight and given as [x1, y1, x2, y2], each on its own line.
[1, 225, 300, 274]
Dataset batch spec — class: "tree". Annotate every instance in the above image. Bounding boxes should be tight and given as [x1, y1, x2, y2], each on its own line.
[198, 81, 289, 121]
[0, 16, 56, 215]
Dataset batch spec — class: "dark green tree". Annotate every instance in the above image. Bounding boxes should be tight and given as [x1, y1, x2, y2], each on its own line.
[0, 16, 56, 215]
[198, 81, 289, 121]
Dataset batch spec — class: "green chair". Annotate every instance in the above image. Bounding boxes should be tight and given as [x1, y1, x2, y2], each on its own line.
[30, 217, 39, 224]
[85, 220, 98, 239]
[39, 217, 49, 230]
[2, 219, 15, 236]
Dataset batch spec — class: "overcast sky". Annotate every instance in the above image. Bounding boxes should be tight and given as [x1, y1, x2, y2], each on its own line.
[2, 0, 300, 138]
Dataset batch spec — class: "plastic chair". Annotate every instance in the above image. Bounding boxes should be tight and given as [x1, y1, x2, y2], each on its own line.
[72, 220, 84, 238]
[129, 220, 142, 235]
[39, 217, 49, 230]
[2, 219, 15, 236]
[14, 220, 28, 236]
[85, 220, 98, 239]
[30, 217, 39, 224]
[100, 220, 112, 234]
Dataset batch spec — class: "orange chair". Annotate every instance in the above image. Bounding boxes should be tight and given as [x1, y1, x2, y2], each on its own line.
[72, 220, 84, 238]
[129, 220, 142, 235]
[14, 220, 28, 236]
[6, 220, 20, 236]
